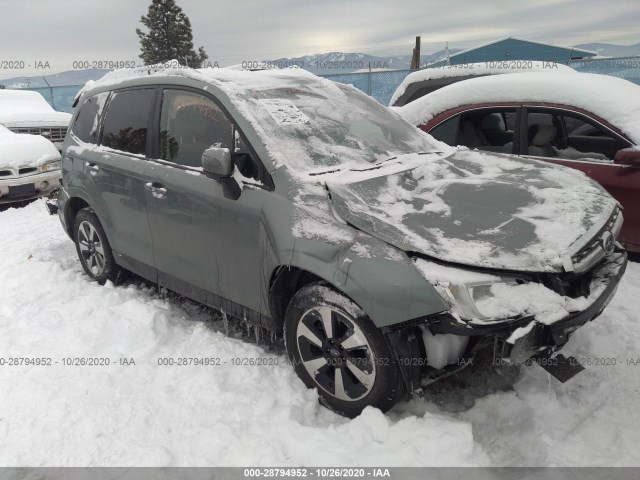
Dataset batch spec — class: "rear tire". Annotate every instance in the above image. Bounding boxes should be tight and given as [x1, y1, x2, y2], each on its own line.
[284, 283, 406, 417]
[73, 208, 123, 285]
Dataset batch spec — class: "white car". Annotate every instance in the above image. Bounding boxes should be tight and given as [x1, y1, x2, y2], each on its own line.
[0, 90, 72, 151]
[0, 125, 62, 204]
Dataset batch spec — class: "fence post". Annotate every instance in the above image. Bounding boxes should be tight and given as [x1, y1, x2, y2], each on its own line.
[42, 77, 55, 110]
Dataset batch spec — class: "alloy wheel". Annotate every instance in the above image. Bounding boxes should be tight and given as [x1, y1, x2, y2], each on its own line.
[77, 220, 106, 276]
[296, 306, 376, 401]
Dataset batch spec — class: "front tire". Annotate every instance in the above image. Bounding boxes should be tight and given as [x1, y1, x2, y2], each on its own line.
[284, 283, 406, 417]
[73, 208, 123, 284]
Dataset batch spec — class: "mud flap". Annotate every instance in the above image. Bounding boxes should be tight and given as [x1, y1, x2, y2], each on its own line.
[45, 199, 58, 216]
[532, 348, 585, 383]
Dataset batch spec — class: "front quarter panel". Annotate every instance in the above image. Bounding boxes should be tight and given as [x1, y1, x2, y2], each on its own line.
[290, 234, 449, 328]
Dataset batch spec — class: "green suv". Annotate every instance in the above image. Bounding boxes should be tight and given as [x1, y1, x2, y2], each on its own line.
[50, 64, 626, 417]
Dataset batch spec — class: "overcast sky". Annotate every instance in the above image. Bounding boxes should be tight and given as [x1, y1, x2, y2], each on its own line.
[0, 0, 638, 78]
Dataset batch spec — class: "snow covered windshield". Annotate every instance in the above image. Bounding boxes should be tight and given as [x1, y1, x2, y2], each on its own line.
[227, 76, 441, 172]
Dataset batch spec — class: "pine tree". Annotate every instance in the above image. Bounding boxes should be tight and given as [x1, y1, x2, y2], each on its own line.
[136, 0, 208, 67]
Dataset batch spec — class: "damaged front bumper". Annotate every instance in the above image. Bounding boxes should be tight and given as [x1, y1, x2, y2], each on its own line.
[386, 249, 627, 389]
[432, 250, 626, 362]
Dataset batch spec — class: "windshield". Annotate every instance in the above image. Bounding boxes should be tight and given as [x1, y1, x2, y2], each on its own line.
[230, 75, 439, 173]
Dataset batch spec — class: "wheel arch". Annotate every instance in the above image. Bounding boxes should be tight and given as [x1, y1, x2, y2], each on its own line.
[63, 196, 91, 239]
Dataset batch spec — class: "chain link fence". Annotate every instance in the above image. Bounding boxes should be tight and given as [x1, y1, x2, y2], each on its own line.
[321, 70, 415, 106]
[323, 56, 640, 105]
[1, 84, 83, 113]
[569, 56, 640, 84]
[3, 57, 639, 112]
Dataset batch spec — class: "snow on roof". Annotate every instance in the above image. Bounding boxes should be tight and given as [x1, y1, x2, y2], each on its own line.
[445, 37, 598, 60]
[0, 89, 71, 125]
[80, 60, 317, 98]
[0, 89, 54, 114]
[389, 61, 574, 106]
[82, 61, 438, 174]
[396, 72, 640, 145]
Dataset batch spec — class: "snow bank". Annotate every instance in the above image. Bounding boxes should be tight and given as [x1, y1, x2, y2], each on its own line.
[0, 201, 485, 467]
[390, 61, 574, 106]
[1, 201, 639, 466]
[396, 72, 640, 145]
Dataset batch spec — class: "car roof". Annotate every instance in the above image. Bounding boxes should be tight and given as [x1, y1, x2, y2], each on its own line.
[78, 62, 319, 99]
[389, 62, 575, 106]
[395, 72, 640, 145]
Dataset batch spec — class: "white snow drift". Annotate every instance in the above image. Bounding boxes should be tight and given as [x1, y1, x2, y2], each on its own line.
[1, 201, 640, 466]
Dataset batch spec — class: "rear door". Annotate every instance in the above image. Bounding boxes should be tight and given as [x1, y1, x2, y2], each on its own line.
[520, 107, 639, 249]
[90, 87, 157, 278]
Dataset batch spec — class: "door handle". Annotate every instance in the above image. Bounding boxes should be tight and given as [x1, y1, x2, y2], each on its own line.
[86, 162, 99, 176]
[145, 182, 168, 199]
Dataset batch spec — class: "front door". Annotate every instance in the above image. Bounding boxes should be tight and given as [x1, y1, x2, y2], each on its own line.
[145, 88, 270, 317]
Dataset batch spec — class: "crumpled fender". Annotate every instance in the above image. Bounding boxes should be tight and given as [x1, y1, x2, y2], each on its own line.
[288, 234, 449, 329]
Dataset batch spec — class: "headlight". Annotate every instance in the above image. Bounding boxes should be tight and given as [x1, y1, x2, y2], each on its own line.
[438, 279, 521, 321]
[413, 257, 525, 322]
[42, 160, 62, 172]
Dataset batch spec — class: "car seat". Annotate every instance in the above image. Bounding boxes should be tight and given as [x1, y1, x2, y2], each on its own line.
[527, 124, 558, 157]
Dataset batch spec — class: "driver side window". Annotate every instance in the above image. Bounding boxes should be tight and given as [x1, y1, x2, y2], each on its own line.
[159, 89, 233, 168]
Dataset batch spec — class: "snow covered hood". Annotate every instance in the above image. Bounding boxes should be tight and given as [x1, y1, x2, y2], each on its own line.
[395, 72, 640, 145]
[0, 90, 71, 127]
[325, 150, 617, 273]
[389, 62, 574, 106]
[0, 126, 60, 167]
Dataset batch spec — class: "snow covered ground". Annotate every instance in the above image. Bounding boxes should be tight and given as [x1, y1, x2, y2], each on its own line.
[1, 200, 640, 466]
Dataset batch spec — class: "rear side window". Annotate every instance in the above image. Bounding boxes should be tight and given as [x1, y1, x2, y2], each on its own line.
[72, 92, 109, 144]
[101, 89, 155, 155]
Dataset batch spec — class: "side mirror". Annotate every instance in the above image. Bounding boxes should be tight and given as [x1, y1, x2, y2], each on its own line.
[614, 148, 640, 167]
[202, 147, 233, 177]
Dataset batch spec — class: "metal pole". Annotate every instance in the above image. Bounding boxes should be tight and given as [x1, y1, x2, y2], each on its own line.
[42, 77, 55, 110]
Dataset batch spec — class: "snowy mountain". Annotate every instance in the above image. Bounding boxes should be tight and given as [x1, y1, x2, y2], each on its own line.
[0, 69, 110, 88]
[269, 49, 462, 74]
[575, 43, 640, 58]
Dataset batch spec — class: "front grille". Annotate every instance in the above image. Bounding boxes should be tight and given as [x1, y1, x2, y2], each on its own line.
[573, 209, 619, 263]
[18, 167, 37, 175]
[569, 207, 622, 273]
[540, 270, 593, 299]
[10, 126, 67, 143]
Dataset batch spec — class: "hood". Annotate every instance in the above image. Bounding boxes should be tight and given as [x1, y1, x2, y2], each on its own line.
[0, 131, 60, 168]
[325, 150, 617, 273]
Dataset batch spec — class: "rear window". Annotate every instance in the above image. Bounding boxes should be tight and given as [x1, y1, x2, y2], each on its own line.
[72, 92, 109, 144]
[101, 89, 155, 155]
